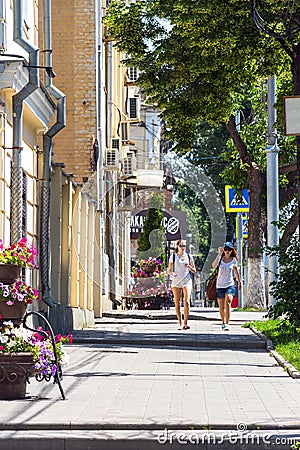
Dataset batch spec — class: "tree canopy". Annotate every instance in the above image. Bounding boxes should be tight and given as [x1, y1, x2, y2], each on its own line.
[105, 0, 300, 306]
[105, 0, 291, 149]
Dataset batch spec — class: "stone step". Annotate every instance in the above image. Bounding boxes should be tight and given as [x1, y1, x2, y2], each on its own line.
[72, 333, 266, 349]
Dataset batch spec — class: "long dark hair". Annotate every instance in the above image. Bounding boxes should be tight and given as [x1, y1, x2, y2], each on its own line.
[174, 239, 185, 254]
[222, 247, 238, 260]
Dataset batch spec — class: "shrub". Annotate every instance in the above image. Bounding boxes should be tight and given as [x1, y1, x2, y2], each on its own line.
[268, 234, 300, 327]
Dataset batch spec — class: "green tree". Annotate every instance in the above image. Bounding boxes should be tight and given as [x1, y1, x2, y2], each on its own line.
[137, 192, 165, 264]
[105, 1, 299, 307]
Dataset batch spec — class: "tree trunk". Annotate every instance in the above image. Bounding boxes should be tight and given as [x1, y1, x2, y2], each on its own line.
[244, 167, 266, 308]
[227, 116, 266, 308]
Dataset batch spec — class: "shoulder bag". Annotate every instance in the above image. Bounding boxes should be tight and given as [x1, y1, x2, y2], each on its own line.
[205, 259, 221, 301]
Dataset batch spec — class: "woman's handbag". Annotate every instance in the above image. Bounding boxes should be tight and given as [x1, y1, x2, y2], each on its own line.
[205, 259, 221, 301]
[205, 269, 218, 300]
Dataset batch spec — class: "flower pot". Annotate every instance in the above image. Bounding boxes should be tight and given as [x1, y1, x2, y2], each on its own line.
[0, 352, 35, 399]
[0, 298, 27, 326]
[135, 277, 157, 288]
[0, 264, 21, 285]
[136, 295, 165, 310]
[140, 264, 157, 274]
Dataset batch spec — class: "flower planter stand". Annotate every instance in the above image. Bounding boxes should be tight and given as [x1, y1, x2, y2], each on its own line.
[0, 311, 66, 400]
[0, 352, 36, 400]
[135, 295, 166, 310]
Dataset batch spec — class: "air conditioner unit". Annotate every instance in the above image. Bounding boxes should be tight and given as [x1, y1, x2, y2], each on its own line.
[122, 154, 136, 177]
[105, 148, 119, 170]
[111, 138, 121, 151]
[126, 67, 138, 83]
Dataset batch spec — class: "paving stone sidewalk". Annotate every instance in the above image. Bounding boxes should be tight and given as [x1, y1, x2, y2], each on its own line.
[1, 309, 300, 449]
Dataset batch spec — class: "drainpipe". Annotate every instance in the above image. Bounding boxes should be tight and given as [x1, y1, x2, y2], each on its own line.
[11, 0, 39, 244]
[0, 0, 6, 53]
[40, 0, 66, 307]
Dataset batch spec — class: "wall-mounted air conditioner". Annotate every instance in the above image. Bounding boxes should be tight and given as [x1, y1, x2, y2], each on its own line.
[111, 138, 121, 151]
[126, 67, 138, 83]
[105, 148, 119, 170]
[122, 153, 136, 177]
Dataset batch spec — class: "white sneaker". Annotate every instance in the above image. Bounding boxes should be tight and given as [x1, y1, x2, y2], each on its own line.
[223, 324, 230, 331]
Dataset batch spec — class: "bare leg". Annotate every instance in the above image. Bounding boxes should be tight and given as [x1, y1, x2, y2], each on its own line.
[217, 298, 225, 323]
[172, 287, 182, 328]
[225, 294, 233, 324]
[182, 284, 192, 327]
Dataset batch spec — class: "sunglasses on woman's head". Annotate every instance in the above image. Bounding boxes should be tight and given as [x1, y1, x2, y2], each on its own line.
[224, 247, 231, 252]
[179, 245, 186, 248]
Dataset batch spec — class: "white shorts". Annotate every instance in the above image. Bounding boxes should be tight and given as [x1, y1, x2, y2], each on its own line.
[172, 279, 192, 289]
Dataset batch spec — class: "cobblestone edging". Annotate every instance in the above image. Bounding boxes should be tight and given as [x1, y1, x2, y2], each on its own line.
[250, 326, 300, 379]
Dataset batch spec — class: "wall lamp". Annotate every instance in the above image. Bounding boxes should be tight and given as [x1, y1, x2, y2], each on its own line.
[25, 65, 56, 78]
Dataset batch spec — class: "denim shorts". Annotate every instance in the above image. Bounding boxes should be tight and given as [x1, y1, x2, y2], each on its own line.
[216, 285, 236, 299]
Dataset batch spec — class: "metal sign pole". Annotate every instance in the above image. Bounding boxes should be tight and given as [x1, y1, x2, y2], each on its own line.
[237, 213, 243, 308]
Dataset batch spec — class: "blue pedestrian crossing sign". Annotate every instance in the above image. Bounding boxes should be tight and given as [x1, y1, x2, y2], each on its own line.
[236, 214, 248, 239]
[225, 186, 250, 212]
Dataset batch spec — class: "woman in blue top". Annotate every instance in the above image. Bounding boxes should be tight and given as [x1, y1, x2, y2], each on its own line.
[212, 242, 241, 331]
[167, 239, 196, 330]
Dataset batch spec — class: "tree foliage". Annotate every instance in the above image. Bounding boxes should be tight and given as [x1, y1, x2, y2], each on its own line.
[105, 0, 300, 306]
[137, 192, 165, 264]
[105, 0, 290, 148]
[268, 235, 300, 327]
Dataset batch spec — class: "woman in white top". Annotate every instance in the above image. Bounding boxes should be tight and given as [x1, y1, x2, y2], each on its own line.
[167, 239, 196, 330]
[212, 242, 241, 331]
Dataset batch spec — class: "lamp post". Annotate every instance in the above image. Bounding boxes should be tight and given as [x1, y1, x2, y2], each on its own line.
[266, 76, 279, 306]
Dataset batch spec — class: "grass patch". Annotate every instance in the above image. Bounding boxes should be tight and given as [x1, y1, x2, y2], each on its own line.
[245, 319, 300, 372]
[234, 307, 267, 312]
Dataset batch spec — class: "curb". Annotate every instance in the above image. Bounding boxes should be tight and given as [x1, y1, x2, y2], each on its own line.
[270, 349, 300, 379]
[101, 311, 265, 323]
[250, 326, 300, 379]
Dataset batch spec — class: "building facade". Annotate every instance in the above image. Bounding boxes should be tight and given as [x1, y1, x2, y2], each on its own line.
[0, 0, 165, 332]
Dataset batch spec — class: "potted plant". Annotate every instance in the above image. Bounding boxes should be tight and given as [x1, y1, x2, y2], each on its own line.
[0, 320, 72, 399]
[124, 283, 172, 310]
[0, 238, 38, 284]
[138, 257, 163, 274]
[0, 280, 40, 325]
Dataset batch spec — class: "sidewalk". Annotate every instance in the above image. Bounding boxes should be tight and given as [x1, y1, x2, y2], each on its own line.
[1, 308, 300, 449]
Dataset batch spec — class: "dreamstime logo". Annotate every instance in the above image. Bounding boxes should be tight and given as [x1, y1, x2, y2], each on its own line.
[72, 153, 227, 295]
[156, 425, 298, 446]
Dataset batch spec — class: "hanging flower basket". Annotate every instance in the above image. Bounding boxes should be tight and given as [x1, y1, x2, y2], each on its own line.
[0, 264, 21, 285]
[140, 264, 157, 274]
[0, 352, 36, 400]
[0, 298, 27, 326]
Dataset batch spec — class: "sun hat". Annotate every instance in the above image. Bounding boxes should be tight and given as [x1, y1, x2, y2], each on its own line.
[223, 241, 233, 249]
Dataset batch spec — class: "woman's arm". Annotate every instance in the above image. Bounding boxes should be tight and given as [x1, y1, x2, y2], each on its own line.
[212, 247, 223, 268]
[186, 260, 196, 274]
[234, 266, 242, 289]
[167, 260, 176, 276]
